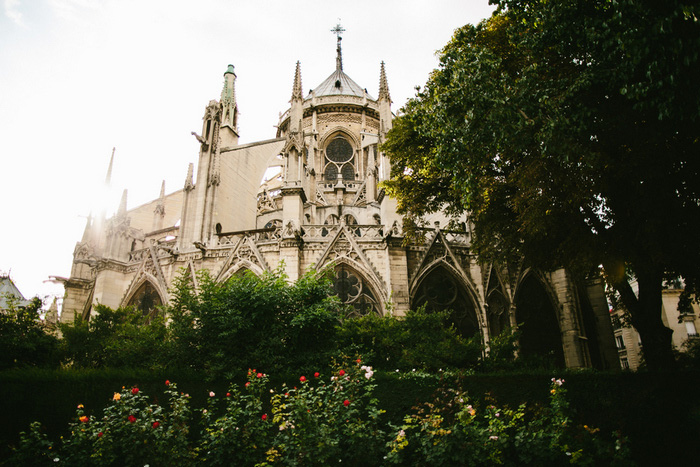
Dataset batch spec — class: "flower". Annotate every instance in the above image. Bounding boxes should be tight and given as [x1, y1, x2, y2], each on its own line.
[314, 372, 320, 378]
[131, 388, 139, 395]
[343, 399, 350, 407]
[165, 380, 170, 386]
[77, 404, 84, 409]
[495, 413, 500, 418]
[113, 393, 121, 401]
[128, 415, 136, 423]
[356, 358, 362, 363]
[339, 370, 346, 376]
[209, 391, 215, 397]
[245, 382, 250, 387]
[152, 421, 160, 428]
[261, 413, 268, 421]
[300, 375, 307, 382]
[489, 435, 499, 441]
[226, 392, 231, 397]
[79, 416, 89, 423]
[97, 432, 103, 438]
[257, 372, 263, 378]
[466, 405, 476, 417]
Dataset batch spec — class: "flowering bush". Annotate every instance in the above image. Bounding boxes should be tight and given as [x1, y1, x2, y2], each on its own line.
[385, 378, 631, 465]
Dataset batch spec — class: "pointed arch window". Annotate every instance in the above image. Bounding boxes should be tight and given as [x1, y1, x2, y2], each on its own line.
[127, 281, 163, 316]
[414, 266, 479, 338]
[324, 137, 355, 181]
[333, 264, 380, 317]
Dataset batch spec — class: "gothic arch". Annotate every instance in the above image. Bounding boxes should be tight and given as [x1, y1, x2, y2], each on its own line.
[217, 260, 264, 283]
[513, 270, 565, 367]
[319, 129, 360, 182]
[485, 266, 511, 339]
[122, 276, 166, 315]
[410, 261, 483, 338]
[318, 258, 387, 316]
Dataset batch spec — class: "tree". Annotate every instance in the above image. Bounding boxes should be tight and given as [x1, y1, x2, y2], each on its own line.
[382, 0, 700, 370]
[0, 297, 60, 369]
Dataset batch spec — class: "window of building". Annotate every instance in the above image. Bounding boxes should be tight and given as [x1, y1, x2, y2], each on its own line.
[621, 357, 629, 369]
[685, 321, 699, 338]
[324, 137, 355, 182]
[333, 264, 380, 317]
[615, 335, 625, 349]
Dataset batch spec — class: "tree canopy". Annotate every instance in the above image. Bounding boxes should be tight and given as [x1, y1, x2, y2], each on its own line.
[382, 0, 700, 370]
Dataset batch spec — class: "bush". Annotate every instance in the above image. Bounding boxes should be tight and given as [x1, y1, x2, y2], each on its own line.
[0, 297, 60, 370]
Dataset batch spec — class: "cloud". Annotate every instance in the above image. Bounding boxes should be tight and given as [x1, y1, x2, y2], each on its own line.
[4, 0, 24, 26]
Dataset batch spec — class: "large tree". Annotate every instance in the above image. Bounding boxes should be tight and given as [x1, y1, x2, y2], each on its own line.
[382, 0, 700, 370]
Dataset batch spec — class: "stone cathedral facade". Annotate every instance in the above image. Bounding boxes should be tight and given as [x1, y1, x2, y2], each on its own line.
[60, 35, 619, 369]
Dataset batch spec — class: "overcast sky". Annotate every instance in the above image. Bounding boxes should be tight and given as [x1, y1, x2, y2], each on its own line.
[0, 0, 494, 305]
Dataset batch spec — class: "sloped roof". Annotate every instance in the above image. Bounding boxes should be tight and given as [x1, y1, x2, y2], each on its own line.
[0, 275, 31, 309]
[309, 68, 375, 100]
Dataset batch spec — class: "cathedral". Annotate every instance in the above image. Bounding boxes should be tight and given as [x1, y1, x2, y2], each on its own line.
[60, 31, 619, 369]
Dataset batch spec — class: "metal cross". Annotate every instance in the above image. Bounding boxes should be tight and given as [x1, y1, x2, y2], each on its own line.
[331, 22, 345, 41]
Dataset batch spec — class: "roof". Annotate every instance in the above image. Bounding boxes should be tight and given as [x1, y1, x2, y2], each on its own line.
[0, 275, 31, 309]
[308, 68, 375, 100]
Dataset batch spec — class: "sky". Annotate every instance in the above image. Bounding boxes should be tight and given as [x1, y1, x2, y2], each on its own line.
[0, 0, 495, 306]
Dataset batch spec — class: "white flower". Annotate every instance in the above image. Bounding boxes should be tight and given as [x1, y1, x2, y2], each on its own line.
[209, 391, 215, 397]
[489, 436, 498, 441]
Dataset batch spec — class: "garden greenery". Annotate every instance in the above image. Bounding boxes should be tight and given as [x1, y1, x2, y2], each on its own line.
[10, 360, 630, 466]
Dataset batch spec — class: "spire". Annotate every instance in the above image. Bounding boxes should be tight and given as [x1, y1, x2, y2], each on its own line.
[105, 147, 115, 184]
[379, 61, 391, 102]
[158, 180, 166, 200]
[184, 163, 194, 191]
[291, 61, 303, 100]
[221, 64, 238, 130]
[117, 189, 128, 217]
[331, 22, 345, 71]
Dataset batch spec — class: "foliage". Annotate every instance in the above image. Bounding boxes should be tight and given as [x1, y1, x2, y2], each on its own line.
[336, 307, 482, 371]
[168, 267, 345, 379]
[382, 0, 700, 370]
[9, 369, 632, 466]
[0, 297, 60, 370]
[385, 378, 631, 466]
[59, 304, 170, 370]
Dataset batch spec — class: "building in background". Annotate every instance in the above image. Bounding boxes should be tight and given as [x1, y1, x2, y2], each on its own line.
[57, 30, 619, 370]
[0, 273, 31, 311]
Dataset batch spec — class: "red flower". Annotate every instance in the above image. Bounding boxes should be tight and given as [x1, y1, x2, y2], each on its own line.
[128, 415, 136, 423]
[245, 382, 250, 387]
[98, 432, 103, 438]
[343, 399, 350, 407]
[226, 392, 231, 397]
[152, 421, 160, 429]
[300, 376, 307, 382]
[339, 370, 346, 377]
[79, 416, 89, 423]
[314, 372, 320, 378]
[257, 372, 263, 378]
[131, 388, 139, 395]
[356, 358, 362, 364]
[165, 380, 170, 386]
[261, 413, 268, 421]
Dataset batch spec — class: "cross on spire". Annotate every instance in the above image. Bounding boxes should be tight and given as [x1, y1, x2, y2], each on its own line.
[331, 21, 345, 71]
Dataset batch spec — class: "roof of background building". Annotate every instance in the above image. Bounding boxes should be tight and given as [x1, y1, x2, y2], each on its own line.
[308, 68, 375, 100]
[0, 275, 31, 309]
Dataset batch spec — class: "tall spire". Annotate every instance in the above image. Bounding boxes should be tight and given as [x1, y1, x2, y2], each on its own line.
[105, 147, 115, 184]
[379, 61, 391, 102]
[291, 61, 303, 101]
[331, 22, 345, 71]
[221, 65, 238, 130]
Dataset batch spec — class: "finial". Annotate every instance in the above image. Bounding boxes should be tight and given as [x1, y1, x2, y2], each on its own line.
[159, 180, 165, 199]
[379, 61, 391, 102]
[331, 21, 345, 71]
[105, 147, 115, 184]
[291, 61, 303, 100]
[184, 163, 194, 191]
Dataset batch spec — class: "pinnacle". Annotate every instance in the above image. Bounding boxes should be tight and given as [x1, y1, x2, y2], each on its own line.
[292, 61, 303, 100]
[379, 61, 391, 102]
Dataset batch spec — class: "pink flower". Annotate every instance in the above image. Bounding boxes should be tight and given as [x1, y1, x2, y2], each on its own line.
[300, 376, 307, 382]
[261, 413, 268, 421]
[152, 421, 160, 428]
[128, 415, 136, 423]
[209, 391, 215, 397]
[343, 399, 350, 407]
[131, 388, 139, 395]
[314, 372, 320, 378]
[339, 370, 345, 376]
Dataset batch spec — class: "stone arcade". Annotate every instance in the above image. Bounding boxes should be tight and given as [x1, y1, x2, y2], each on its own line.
[60, 32, 619, 369]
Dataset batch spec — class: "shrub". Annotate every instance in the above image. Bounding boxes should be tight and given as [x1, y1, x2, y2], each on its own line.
[0, 297, 60, 370]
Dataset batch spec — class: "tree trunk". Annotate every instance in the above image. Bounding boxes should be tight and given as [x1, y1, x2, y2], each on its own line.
[605, 263, 676, 371]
